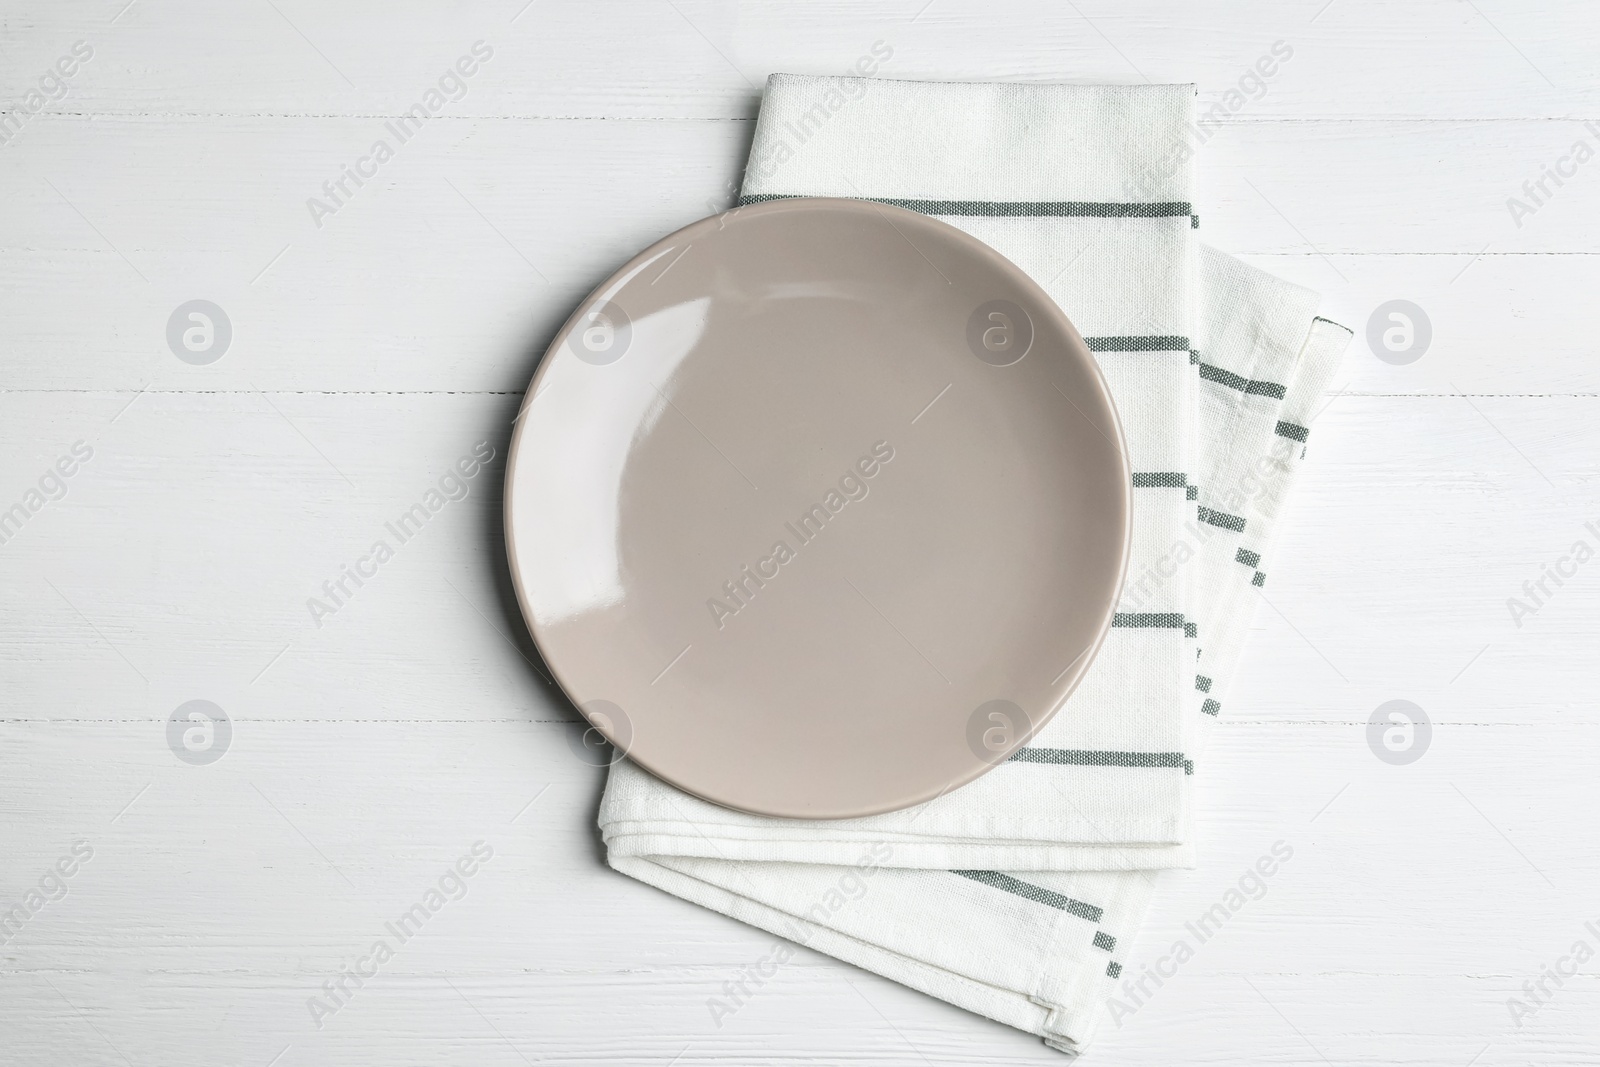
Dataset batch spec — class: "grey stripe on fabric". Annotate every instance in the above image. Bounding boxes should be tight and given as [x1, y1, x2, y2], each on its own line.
[1275, 420, 1310, 443]
[1185, 621, 1198, 639]
[1107, 961, 1123, 978]
[1236, 548, 1261, 568]
[1093, 931, 1117, 952]
[1195, 675, 1212, 693]
[1197, 361, 1288, 399]
[1189, 350, 1200, 365]
[1132, 472, 1187, 488]
[1186, 485, 1198, 500]
[950, 870, 1104, 922]
[1086, 335, 1191, 353]
[1197, 506, 1246, 533]
[735, 193, 1194, 219]
[1009, 748, 1192, 775]
[1253, 571, 1266, 587]
[1112, 612, 1184, 629]
[1202, 699, 1221, 716]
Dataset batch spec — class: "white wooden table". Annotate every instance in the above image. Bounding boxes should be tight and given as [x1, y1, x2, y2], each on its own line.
[3, 1, 1597, 1063]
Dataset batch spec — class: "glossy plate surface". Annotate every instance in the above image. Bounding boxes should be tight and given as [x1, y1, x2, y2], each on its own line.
[505, 197, 1129, 819]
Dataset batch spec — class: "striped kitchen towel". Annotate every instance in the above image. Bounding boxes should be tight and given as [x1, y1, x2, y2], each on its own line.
[598, 75, 1352, 1052]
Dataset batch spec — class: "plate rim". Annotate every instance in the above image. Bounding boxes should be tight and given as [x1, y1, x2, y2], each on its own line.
[503, 195, 1132, 819]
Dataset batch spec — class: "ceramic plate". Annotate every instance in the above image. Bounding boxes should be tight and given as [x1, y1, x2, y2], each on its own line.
[505, 197, 1129, 819]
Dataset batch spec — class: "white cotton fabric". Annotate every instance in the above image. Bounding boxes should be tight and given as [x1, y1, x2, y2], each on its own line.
[596, 75, 1352, 1054]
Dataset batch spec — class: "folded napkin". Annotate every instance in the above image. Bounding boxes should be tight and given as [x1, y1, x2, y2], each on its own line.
[599, 75, 1351, 1053]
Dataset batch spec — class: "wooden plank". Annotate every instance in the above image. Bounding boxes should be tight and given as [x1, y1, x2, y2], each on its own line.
[0, 392, 1594, 725]
[2, 115, 1600, 392]
[3, 1, 1597, 1061]
[0, 715, 1595, 1063]
[2, 0, 1595, 120]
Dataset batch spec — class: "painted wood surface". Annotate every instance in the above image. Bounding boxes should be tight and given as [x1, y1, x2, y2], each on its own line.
[2, 1, 1598, 1063]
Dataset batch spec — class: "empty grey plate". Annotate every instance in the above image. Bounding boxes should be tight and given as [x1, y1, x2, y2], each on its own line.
[505, 197, 1130, 819]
